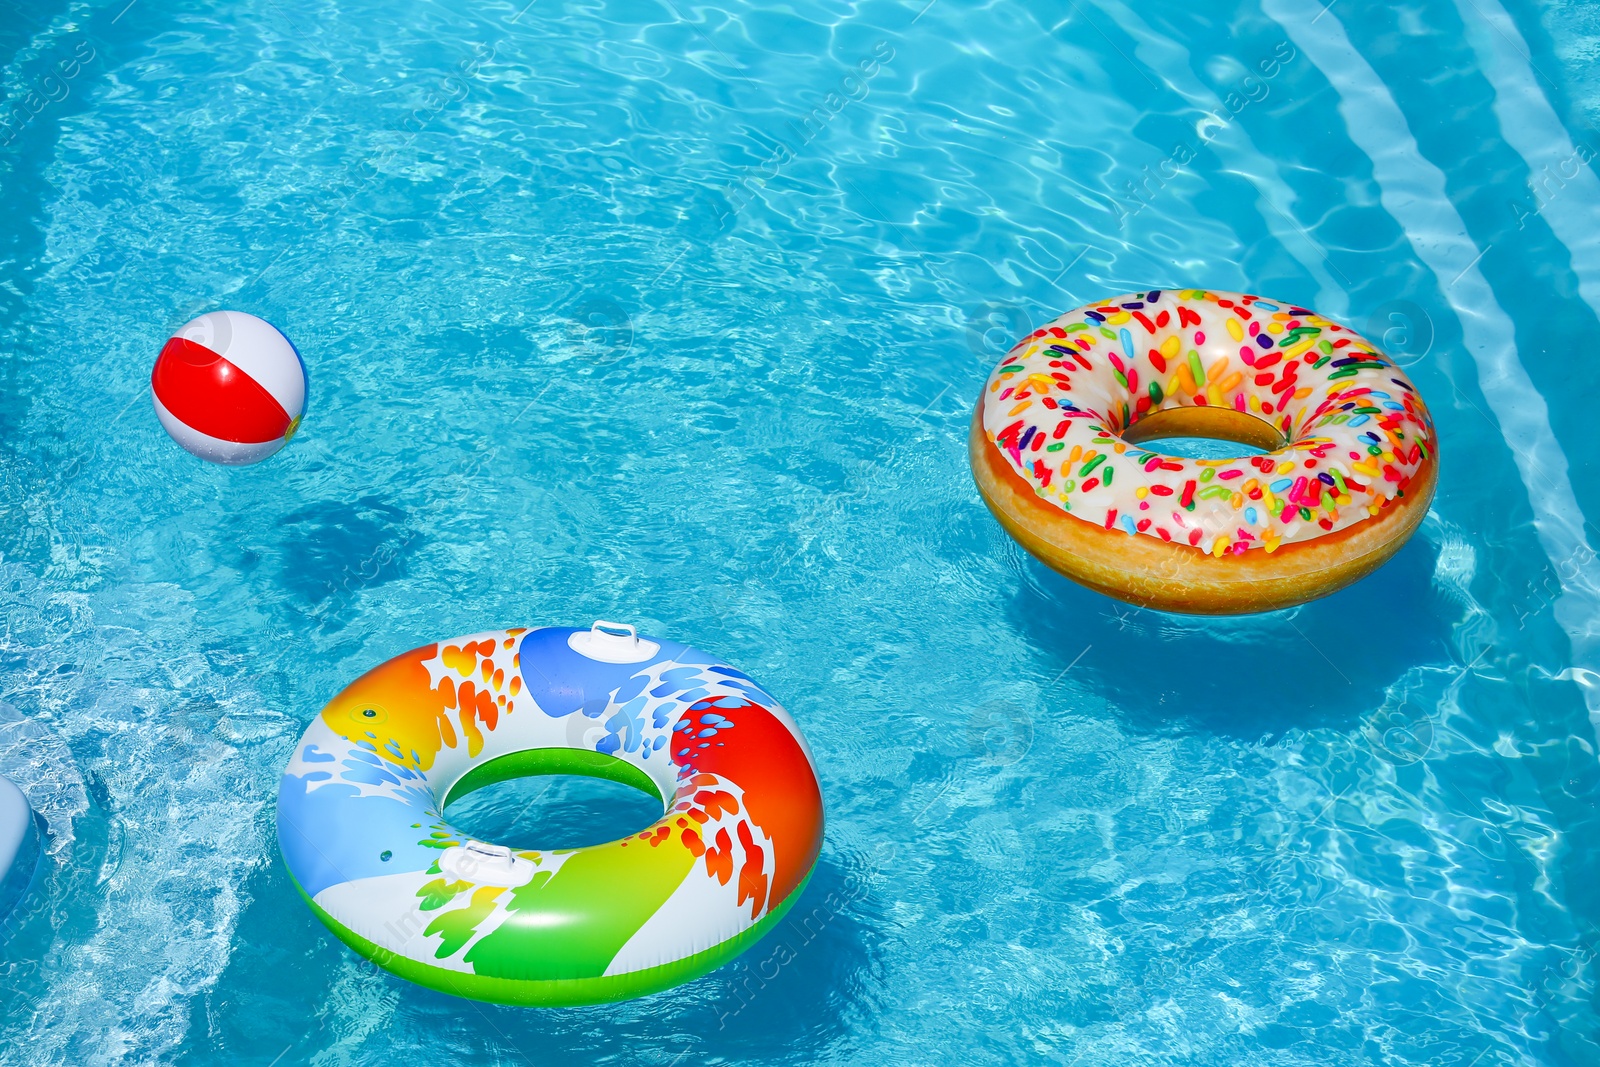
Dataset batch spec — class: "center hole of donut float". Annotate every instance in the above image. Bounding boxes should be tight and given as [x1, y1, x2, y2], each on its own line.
[440, 748, 665, 853]
[1119, 405, 1284, 459]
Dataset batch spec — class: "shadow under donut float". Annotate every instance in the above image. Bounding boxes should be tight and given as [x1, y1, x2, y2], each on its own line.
[970, 289, 1438, 615]
[277, 622, 824, 1006]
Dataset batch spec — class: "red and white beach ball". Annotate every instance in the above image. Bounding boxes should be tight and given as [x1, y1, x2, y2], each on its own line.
[151, 310, 307, 465]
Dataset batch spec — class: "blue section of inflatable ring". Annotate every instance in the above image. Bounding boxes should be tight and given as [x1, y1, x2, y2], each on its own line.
[0, 777, 40, 927]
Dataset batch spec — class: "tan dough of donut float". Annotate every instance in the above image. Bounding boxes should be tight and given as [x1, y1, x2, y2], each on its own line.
[969, 289, 1438, 615]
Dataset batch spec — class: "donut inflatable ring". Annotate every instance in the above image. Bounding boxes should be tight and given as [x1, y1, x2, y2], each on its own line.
[277, 622, 824, 1006]
[970, 289, 1437, 614]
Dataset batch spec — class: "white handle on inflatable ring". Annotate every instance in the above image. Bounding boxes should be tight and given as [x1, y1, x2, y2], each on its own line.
[567, 620, 661, 663]
[439, 840, 537, 888]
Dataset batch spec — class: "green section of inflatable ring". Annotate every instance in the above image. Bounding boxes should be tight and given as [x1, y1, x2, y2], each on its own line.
[442, 746, 665, 809]
[446, 749, 694, 982]
[291, 868, 813, 1006]
[289, 745, 814, 1005]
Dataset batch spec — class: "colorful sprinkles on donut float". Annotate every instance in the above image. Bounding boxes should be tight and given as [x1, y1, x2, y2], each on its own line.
[980, 289, 1435, 556]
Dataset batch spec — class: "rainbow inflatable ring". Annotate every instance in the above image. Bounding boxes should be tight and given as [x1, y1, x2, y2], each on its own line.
[277, 622, 824, 1006]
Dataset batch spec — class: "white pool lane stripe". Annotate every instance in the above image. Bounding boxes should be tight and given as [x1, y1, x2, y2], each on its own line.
[1096, 0, 1350, 318]
[1452, 0, 1600, 327]
[1263, 0, 1600, 726]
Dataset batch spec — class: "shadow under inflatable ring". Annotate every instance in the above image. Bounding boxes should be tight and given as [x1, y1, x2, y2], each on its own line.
[277, 622, 825, 1006]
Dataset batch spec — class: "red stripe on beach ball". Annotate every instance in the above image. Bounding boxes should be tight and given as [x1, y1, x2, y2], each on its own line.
[151, 337, 292, 444]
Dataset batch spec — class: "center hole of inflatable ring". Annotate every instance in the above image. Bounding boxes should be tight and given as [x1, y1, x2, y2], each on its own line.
[1120, 405, 1283, 459]
[440, 748, 665, 853]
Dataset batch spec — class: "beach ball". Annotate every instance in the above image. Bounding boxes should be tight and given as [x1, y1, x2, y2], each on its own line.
[151, 310, 307, 465]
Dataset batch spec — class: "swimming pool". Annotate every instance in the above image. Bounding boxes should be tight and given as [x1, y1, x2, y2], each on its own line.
[2, 0, 1599, 1061]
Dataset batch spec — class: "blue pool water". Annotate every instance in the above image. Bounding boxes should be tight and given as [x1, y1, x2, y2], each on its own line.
[3, 0, 1600, 1062]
